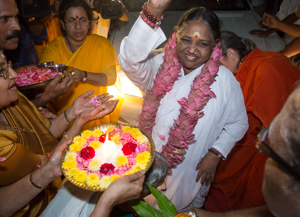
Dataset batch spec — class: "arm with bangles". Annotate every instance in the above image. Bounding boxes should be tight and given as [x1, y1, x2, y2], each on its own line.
[0, 139, 70, 217]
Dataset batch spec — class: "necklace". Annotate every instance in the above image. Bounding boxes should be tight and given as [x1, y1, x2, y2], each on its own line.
[0, 107, 35, 133]
[138, 32, 223, 173]
[65, 37, 76, 53]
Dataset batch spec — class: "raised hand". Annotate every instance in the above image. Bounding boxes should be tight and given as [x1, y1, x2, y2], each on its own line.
[147, 0, 172, 17]
[262, 13, 280, 29]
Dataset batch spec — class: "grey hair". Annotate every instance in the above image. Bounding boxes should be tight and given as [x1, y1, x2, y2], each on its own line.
[143, 152, 168, 190]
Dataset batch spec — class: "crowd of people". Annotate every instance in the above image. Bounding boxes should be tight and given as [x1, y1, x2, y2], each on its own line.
[0, 0, 300, 216]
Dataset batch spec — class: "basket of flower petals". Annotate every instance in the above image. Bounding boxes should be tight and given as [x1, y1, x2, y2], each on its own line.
[16, 66, 58, 90]
[61, 123, 155, 191]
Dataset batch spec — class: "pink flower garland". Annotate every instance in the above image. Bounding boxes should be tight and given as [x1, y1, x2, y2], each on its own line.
[138, 32, 223, 173]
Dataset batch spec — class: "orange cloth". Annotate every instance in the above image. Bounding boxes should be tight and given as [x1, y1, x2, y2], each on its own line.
[206, 48, 300, 211]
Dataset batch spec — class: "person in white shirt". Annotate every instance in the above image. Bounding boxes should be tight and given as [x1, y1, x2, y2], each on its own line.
[118, 0, 248, 211]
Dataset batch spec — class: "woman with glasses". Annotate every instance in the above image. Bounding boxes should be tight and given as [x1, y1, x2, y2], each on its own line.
[0, 50, 129, 217]
[39, 0, 121, 131]
[205, 30, 300, 213]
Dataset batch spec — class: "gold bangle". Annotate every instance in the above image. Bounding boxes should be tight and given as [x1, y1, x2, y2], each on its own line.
[64, 110, 72, 123]
[63, 131, 73, 140]
[29, 172, 45, 189]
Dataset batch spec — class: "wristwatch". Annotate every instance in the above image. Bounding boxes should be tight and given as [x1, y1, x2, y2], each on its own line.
[208, 148, 224, 160]
[82, 70, 87, 81]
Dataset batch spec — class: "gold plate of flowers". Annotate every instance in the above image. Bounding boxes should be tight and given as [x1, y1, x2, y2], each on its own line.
[61, 123, 155, 192]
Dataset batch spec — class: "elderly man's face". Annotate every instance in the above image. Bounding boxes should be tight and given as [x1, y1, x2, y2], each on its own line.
[0, 0, 20, 50]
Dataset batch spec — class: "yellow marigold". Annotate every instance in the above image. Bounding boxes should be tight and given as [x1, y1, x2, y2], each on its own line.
[131, 165, 143, 172]
[86, 173, 100, 187]
[68, 167, 81, 177]
[122, 126, 132, 133]
[74, 170, 87, 183]
[136, 162, 148, 170]
[73, 136, 87, 145]
[107, 125, 116, 133]
[131, 128, 143, 139]
[110, 132, 120, 145]
[62, 159, 77, 170]
[64, 152, 77, 161]
[124, 170, 134, 175]
[69, 143, 82, 152]
[136, 135, 149, 144]
[99, 176, 111, 189]
[88, 160, 102, 171]
[89, 141, 101, 149]
[92, 129, 103, 137]
[116, 156, 128, 166]
[136, 152, 151, 165]
[81, 130, 92, 138]
[110, 174, 120, 182]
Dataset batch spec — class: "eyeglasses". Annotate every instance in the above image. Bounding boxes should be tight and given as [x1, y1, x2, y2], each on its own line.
[64, 19, 89, 27]
[256, 127, 300, 181]
[0, 60, 12, 79]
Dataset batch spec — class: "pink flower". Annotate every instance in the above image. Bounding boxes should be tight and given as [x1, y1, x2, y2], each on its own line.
[90, 96, 100, 107]
[0, 157, 6, 162]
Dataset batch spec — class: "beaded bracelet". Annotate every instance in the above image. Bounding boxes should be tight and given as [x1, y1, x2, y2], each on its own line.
[140, 2, 164, 29]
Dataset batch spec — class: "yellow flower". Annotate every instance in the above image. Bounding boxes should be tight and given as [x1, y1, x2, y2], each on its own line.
[92, 129, 103, 137]
[86, 173, 100, 187]
[62, 159, 77, 170]
[124, 170, 134, 175]
[116, 156, 128, 166]
[74, 170, 87, 182]
[110, 174, 120, 182]
[81, 130, 92, 138]
[88, 160, 102, 171]
[69, 143, 82, 152]
[136, 163, 148, 170]
[68, 167, 81, 177]
[89, 141, 101, 149]
[110, 132, 120, 145]
[99, 176, 112, 188]
[136, 152, 151, 165]
[122, 126, 132, 133]
[131, 128, 143, 139]
[136, 135, 149, 144]
[107, 125, 116, 133]
[64, 152, 77, 161]
[73, 136, 87, 145]
[131, 165, 143, 172]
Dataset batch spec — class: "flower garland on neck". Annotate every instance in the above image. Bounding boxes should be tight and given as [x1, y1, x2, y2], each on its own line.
[138, 32, 223, 173]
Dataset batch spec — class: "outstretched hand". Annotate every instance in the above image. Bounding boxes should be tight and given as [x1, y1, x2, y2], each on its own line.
[77, 98, 119, 126]
[248, 29, 270, 37]
[71, 90, 114, 118]
[196, 152, 220, 186]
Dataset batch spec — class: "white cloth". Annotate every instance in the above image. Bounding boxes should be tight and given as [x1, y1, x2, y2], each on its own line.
[118, 17, 248, 211]
[41, 181, 99, 217]
[276, 0, 300, 24]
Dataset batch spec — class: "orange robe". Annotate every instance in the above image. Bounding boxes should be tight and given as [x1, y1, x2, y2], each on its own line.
[205, 48, 300, 211]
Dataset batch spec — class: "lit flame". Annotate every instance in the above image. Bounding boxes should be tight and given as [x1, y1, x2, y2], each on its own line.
[102, 133, 117, 161]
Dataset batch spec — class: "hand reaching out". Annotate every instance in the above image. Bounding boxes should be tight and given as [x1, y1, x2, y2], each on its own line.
[262, 13, 280, 29]
[147, 0, 172, 17]
[196, 152, 220, 186]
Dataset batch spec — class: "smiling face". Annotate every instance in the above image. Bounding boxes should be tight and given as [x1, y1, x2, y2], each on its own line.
[0, 52, 18, 109]
[61, 6, 90, 43]
[176, 21, 214, 75]
[0, 0, 21, 50]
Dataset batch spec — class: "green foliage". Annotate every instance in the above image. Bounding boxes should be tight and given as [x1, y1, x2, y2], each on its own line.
[130, 183, 178, 217]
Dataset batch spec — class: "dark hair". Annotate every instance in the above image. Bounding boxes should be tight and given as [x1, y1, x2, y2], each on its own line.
[59, 0, 92, 36]
[174, 7, 221, 42]
[220, 30, 256, 61]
